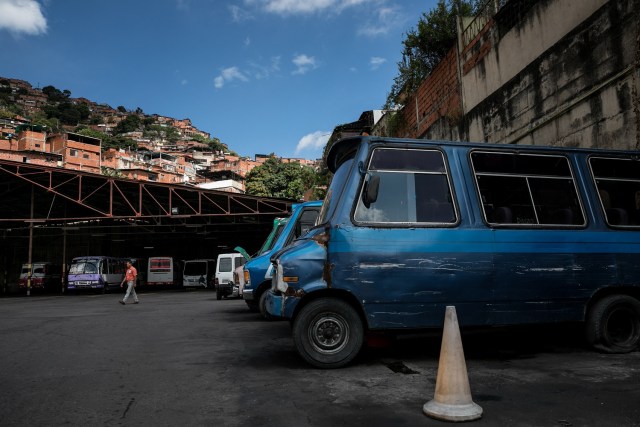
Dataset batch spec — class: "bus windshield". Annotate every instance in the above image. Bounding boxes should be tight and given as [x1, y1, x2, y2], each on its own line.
[318, 158, 354, 225]
[257, 219, 289, 255]
[69, 260, 99, 274]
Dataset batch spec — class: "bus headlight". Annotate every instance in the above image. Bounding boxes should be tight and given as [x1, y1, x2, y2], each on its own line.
[275, 261, 288, 293]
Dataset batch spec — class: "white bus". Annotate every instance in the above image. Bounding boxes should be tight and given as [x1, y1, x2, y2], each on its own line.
[147, 257, 181, 288]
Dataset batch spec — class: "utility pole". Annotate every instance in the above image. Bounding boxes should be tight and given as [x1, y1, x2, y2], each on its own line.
[26, 186, 34, 296]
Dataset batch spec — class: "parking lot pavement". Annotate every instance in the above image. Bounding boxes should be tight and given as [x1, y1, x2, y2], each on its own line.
[0, 291, 639, 426]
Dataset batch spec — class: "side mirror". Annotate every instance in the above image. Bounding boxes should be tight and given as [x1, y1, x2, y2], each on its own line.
[362, 174, 380, 208]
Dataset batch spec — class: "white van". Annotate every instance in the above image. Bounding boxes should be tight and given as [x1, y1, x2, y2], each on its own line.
[182, 259, 216, 289]
[214, 253, 246, 300]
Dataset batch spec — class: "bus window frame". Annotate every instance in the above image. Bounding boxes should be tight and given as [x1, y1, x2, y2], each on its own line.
[469, 149, 587, 228]
[352, 146, 460, 228]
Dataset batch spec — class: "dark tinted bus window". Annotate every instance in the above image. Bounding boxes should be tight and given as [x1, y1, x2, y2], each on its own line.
[471, 151, 585, 227]
[296, 208, 320, 238]
[591, 157, 640, 227]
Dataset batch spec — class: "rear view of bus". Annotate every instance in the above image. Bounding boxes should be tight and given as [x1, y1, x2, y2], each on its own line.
[183, 259, 215, 289]
[147, 257, 180, 288]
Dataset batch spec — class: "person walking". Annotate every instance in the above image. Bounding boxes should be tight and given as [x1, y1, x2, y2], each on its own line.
[119, 261, 139, 305]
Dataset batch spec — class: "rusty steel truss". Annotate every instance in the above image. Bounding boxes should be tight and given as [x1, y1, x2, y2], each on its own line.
[0, 159, 292, 226]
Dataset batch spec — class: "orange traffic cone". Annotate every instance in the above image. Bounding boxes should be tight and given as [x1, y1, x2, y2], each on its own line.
[423, 306, 483, 422]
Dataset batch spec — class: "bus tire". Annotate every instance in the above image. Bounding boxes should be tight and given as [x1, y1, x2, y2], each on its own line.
[246, 300, 258, 312]
[293, 298, 364, 369]
[586, 295, 640, 353]
[259, 290, 274, 320]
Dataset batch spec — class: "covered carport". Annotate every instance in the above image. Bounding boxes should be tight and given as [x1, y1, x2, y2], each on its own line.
[0, 159, 293, 294]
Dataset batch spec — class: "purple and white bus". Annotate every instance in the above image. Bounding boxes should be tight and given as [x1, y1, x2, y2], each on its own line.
[66, 256, 128, 293]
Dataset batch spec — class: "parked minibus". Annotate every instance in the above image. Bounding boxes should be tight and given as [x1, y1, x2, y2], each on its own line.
[182, 259, 216, 289]
[147, 257, 182, 288]
[243, 200, 322, 318]
[266, 136, 640, 368]
[18, 262, 62, 291]
[66, 256, 128, 293]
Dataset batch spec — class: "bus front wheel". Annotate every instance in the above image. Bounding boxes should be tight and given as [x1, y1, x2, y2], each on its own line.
[259, 291, 274, 320]
[246, 300, 258, 312]
[293, 298, 364, 369]
[586, 295, 640, 353]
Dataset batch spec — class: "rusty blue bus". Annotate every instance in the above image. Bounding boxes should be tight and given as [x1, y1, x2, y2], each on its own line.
[266, 136, 640, 368]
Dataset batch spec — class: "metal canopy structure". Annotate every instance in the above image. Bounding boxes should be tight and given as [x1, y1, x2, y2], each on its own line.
[0, 159, 294, 291]
[0, 159, 291, 226]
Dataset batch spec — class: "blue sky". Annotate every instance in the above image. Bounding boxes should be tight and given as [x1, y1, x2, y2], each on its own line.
[0, 0, 436, 159]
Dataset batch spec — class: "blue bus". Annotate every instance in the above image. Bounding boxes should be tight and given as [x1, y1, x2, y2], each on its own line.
[266, 136, 640, 368]
[67, 256, 128, 293]
[243, 200, 322, 318]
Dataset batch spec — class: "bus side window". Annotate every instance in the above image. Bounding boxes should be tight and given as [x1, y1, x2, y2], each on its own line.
[472, 151, 584, 227]
[591, 157, 640, 226]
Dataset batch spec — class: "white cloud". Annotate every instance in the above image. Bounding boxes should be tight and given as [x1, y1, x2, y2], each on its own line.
[248, 0, 376, 15]
[229, 4, 253, 22]
[295, 131, 330, 154]
[357, 5, 403, 37]
[369, 56, 386, 70]
[214, 66, 249, 89]
[0, 0, 47, 36]
[292, 54, 317, 75]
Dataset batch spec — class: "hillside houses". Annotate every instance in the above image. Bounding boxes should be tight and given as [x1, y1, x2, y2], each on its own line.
[0, 124, 316, 189]
[0, 76, 319, 192]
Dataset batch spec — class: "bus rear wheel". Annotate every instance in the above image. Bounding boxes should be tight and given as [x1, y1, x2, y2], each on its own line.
[293, 298, 364, 369]
[586, 295, 640, 353]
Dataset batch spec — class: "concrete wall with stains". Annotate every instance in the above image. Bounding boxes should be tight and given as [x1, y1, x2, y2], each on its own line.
[462, 0, 639, 149]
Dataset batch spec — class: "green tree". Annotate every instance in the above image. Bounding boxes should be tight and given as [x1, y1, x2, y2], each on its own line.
[30, 111, 60, 131]
[41, 85, 70, 103]
[245, 156, 317, 200]
[76, 127, 138, 151]
[0, 108, 14, 119]
[144, 124, 181, 143]
[114, 114, 142, 134]
[385, 0, 477, 108]
[190, 134, 206, 143]
[165, 126, 180, 143]
[207, 137, 225, 152]
[58, 104, 81, 125]
[0, 85, 11, 104]
[109, 135, 138, 151]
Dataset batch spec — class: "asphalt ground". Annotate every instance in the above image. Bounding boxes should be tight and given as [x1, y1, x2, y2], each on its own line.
[1, 290, 639, 427]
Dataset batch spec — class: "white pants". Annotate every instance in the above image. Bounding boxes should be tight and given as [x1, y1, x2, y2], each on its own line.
[123, 280, 138, 303]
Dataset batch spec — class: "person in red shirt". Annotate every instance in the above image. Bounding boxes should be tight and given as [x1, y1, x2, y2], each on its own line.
[119, 261, 139, 305]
